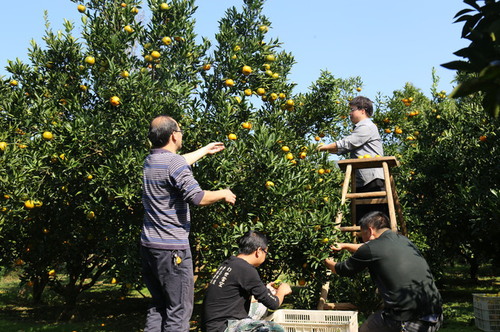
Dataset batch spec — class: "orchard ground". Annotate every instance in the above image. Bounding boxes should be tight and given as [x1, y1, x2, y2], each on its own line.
[0, 264, 498, 332]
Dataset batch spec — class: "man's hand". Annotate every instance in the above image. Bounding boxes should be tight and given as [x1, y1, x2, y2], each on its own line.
[276, 282, 292, 296]
[324, 258, 337, 274]
[204, 142, 225, 155]
[221, 189, 236, 205]
[330, 243, 344, 252]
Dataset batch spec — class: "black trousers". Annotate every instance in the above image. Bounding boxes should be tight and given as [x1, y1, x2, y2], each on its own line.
[355, 178, 389, 223]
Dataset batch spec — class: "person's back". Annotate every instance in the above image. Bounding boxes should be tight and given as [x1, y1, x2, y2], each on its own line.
[355, 230, 442, 321]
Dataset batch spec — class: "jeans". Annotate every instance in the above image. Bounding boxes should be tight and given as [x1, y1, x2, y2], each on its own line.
[141, 246, 194, 332]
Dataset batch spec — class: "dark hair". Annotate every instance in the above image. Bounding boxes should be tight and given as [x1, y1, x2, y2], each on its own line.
[349, 96, 374, 116]
[238, 230, 268, 255]
[148, 115, 178, 148]
[358, 211, 390, 230]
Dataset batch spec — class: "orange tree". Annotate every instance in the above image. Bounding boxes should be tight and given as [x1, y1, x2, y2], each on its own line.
[184, 0, 373, 310]
[0, 0, 394, 317]
[0, 0, 208, 318]
[373, 75, 500, 280]
[0, 0, 381, 319]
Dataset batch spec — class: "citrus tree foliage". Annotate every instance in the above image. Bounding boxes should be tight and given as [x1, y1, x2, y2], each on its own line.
[442, 0, 500, 117]
[0, 0, 206, 317]
[183, 0, 366, 306]
[373, 75, 500, 279]
[0, 0, 375, 316]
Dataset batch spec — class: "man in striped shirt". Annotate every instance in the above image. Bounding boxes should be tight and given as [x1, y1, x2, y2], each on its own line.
[141, 115, 236, 332]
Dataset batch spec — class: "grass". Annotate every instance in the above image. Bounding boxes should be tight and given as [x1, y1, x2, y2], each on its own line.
[0, 265, 498, 331]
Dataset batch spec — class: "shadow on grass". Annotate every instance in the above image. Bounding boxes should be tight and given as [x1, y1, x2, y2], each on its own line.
[0, 279, 148, 332]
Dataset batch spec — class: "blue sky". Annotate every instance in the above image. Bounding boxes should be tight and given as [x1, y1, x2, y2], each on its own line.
[0, 1, 469, 99]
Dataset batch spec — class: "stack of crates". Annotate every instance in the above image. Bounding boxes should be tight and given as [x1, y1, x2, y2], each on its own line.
[473, 293, 500, 332]
[269, 309, 358, 332]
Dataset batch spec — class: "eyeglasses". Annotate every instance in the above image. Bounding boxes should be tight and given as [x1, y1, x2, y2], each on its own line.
[260, 247, 268, 255]
[349, 108, 362, 113]
[173, 129, 184, 134]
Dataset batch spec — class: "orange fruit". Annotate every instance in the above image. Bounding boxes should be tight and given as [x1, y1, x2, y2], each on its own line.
[151, 51, 161, 59]
[479, 135, 487, 142]
[228, 133, 237, 140]
[384, 128, 391, 133]
[0, 142, 8, 151]
[87, 211, 96, 220]
[285, 152, 294, 160]
[265, 181, 274, 188]
[242, 65, 252, 75]
[244, 89, 252, 96]
[202, 63, 211, 70]
[77, 4, 86, 13]
[24, 200, 35, 209]
[281, 146, 290, 152]
[48, 269, 56, 277]
[162, 36, 172, 45]
[299, 152, 307, 159]
[85, 56, 95, 65]
[256, 88, 266, 96]
[265, 54, 275, 62]
[160, 3, 169, 10]
[259, 25, 269, 33]
[110, 96, 121, 106]
[318, 168, 325, 175]
[120, 70, 129, 78]
[42, 131, 53, 140]
[225, 79, 234, 87]
[298, 278, 306, 286]
[395, 128, 403, 134]
[124, 25, 134, 33]
[242, 122, 252, 129]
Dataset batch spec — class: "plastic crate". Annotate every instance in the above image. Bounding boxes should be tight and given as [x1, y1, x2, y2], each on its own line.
[473, 293, 500, 331]
[269, 309, 358, 332]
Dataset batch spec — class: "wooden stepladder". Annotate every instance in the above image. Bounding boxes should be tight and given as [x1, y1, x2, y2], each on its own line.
[317, 156, 406, 310]
[335, 156, 406, 235]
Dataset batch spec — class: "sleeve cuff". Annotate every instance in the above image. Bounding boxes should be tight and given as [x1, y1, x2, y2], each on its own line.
[191, 190, 205, 206]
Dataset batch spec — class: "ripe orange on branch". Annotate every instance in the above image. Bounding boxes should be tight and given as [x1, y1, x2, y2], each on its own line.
[42, 131, 53, 140]
[242, 65, 252, 75]
[110, 96, 121, 106]
[85, 56, 95, 65]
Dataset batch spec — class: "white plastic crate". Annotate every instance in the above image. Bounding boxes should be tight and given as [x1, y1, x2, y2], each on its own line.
[473, 293, 500, 332]
[269, 309, 358, 332]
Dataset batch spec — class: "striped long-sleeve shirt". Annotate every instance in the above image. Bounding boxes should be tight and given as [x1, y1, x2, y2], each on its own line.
[141, 149, 204, 250]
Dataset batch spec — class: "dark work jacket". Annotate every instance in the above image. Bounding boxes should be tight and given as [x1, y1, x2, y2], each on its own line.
[335, 230, 442, 321]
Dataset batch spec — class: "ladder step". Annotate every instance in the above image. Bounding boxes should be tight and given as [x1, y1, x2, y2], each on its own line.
[340, 226, 361, 232]
[346, 191, 386, 199]
[353, 198, 388, 205]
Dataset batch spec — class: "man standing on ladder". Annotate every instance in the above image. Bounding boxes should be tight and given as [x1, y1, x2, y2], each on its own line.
[318, 96, 388, 220]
